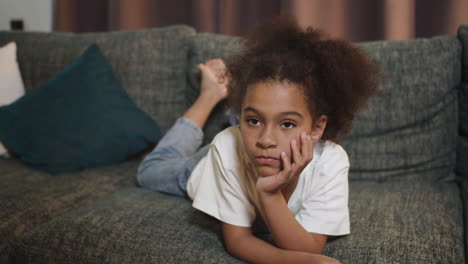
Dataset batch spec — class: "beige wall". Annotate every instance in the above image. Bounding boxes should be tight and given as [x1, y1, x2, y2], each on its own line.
[0, 0, 53, 31]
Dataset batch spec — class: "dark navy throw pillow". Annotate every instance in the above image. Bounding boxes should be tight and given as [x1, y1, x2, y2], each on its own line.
[0, 44, 161, 174]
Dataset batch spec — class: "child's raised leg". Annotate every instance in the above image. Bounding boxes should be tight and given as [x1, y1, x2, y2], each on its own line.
[137, 59, 228, 196]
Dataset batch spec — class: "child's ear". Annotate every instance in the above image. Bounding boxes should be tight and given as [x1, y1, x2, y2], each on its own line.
[310, 115, 327, 141]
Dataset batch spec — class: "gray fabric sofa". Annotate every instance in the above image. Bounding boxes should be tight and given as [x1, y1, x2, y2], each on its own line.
[1, 24, 468, 263]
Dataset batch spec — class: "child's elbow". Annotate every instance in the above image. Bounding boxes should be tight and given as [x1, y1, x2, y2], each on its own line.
[223, 235, 240, 257]
[321, 256, 341, 264]
[224, 244, 236, 258]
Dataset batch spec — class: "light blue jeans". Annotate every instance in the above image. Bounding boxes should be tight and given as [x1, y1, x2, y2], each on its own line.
[137, 118, 210, 197]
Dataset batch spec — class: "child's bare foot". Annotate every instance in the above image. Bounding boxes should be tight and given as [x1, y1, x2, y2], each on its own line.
[198, 59, 228, 104]
[182, 59, 229, 129]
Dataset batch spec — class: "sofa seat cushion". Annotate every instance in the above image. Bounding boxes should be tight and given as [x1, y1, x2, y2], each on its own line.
[0, 157, 140, 259]
[325, 181, 464, 263]
[11, 188, 242, 264]
[11, 181, 464, 263]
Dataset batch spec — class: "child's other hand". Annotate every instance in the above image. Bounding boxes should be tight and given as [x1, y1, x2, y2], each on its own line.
[256, 132, 313, 195]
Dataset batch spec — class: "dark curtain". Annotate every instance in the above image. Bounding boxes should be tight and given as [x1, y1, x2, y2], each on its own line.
[53, 0, 468, 42]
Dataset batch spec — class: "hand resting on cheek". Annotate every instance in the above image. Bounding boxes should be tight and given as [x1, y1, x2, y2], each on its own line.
[256, 131, 315, 195]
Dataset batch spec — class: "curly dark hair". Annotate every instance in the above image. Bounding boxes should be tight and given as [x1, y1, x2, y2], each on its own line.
[226, 16, 381, 142]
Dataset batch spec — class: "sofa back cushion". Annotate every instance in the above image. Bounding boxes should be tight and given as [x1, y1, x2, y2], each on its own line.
[457, 24, 468, 180]
[188, 33, 461, 182]
[0, 26, 196, 133]
[346, 36, 461, 181]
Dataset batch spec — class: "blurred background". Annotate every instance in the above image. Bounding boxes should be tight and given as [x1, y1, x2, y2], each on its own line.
[1, 0, 467, 42]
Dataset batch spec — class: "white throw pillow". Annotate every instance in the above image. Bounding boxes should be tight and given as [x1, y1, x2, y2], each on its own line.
[0, 42, 25, 157]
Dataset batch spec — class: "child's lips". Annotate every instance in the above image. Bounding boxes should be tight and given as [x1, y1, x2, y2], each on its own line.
[256, 156, 278, 165]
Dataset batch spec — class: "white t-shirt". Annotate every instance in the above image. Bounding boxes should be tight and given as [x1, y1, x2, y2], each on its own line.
[187, 126, 350, 236]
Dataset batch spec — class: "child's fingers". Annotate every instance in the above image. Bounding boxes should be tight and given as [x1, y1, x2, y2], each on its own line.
[300, 132, 313, 162]
[300, 132, 308, 159]
[291, 138, 303, 165]
[280, 152, 293, 182]
[291, 138, 307, 180]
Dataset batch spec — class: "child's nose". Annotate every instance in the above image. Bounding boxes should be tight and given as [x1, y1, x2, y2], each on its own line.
[256, 128, 276, 149]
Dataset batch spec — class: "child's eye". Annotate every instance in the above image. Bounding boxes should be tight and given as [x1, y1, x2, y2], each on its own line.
[281, 121, 296, 129]
[247, 118, 261, 126]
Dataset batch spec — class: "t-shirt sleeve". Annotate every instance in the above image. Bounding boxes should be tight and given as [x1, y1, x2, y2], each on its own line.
[295, 144, 350, 236]
[190, 144, 255, 227]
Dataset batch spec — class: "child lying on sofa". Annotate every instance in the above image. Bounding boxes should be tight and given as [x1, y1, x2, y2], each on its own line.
[137, 16, 380, 264]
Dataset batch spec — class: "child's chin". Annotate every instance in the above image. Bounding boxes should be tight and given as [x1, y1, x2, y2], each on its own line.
[256, 166, 281, 177]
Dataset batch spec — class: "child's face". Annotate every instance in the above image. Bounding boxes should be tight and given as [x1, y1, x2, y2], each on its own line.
[239, 80, 315, 177]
